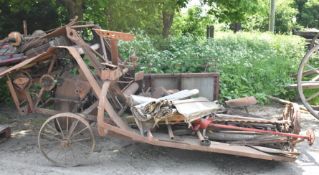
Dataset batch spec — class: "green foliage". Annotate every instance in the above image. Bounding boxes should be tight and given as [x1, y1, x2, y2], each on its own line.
[120, 32, 306, 102]
[244, 0, 298, 33]
[0, 0, 67, 38]
[298, 0, 319, 28]
[83, 0, 188, 36]
[204, 0, 259, 24]
[172, 7, 216, 36]
[275, 0, 299, 33]
[0, 78, 11, 104]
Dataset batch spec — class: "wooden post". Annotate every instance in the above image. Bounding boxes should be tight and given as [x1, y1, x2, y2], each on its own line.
[269, 0, 275, 33]
[206, 25, 214, 39]
[23, 20, 27, 36]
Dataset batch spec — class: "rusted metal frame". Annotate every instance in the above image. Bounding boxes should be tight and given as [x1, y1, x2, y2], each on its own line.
[35, 107, 61, 115]
[65, 27, 101, 75]
[209, 123, 311, 142]
[82, 101, 98, 115]
[229, 138, 288, 146]
[90, 47, 106, 62]
[143, 73, 220, 100]
[70, 24, 98, 29]
[93, 29, 135, 41]
[6, 76, 22, 114]
[177, 74, 182, 90]
[122, 82, 139, 96]
[63, 46, 130, 131]
[92, 27, 109, 62]
[21, 26, 67, 53]
[7, 72, 33, 113]
[0, 49, 54, 78]
[97, 82, 130, 132]
[100, 36, 108, 61]
[99, 121, 294, 162]
[39, 98, 82, 108]
[47, 56, 57, 73]
[34, 55, 57, 107]
[180, 73, 219, 100]
[35, 88, 45, 107]
[165, 119, 174, 139]
[110, 39, 119, 65]
[24, 90, 34, 112]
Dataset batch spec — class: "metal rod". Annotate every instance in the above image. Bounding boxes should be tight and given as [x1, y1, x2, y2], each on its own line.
[210, 123, 310, 141]
[166, 119, 174, 139]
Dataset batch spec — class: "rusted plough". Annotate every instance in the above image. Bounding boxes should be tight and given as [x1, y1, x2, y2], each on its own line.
[0, 19, 314, 166]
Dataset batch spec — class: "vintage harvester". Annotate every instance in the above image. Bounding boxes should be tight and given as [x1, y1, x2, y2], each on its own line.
[0, 19, 315, 166]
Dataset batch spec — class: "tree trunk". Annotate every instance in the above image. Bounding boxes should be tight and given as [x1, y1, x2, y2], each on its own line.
[162, 10, 174, 38]
[230, 22, 241, 33]
[62, 0, 84, 20]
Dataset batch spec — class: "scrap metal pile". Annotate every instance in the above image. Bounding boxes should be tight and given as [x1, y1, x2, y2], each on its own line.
[130, 90, 314, 159]
[0, 18, 315, 166]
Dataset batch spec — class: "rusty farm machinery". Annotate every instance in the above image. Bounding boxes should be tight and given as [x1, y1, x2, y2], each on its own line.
[0, 19, 315, 166]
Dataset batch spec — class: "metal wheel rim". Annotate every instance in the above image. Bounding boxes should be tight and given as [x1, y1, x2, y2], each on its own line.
[38, 112, 95, 167]
[297, 44, 319, 119]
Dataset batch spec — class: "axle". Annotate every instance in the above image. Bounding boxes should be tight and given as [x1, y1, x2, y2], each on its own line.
[209, 123, 315, 145]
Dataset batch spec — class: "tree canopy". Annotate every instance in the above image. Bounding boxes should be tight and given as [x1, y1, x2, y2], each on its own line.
[0, 0, 318, 38]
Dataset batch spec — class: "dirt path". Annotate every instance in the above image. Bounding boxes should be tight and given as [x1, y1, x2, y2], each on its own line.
[0, 105, 319, 175]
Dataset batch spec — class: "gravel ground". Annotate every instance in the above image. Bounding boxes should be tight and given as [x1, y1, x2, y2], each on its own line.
[0, 105, 319, 175]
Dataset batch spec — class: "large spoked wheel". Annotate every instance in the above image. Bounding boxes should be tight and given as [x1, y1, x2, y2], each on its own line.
[38, 113, 95, 167]
[297, 44, 319, 119]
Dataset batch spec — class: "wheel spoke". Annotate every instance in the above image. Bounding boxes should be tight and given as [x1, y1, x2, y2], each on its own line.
[45, 123, 59, 134]
[41, 141, 60, 155]
[307, 91, 319, 101]
[72, 137, 91, 143]
[66, 117, 69, 133]
[73, 141, 92, 151]
[55, 118, 65, 139]
[40, 132, 63, 142]
[311, 75, 319, 81]
[68, 120, 79, 138]
[54, 147, 64, 161]
[71, 126, 89, 139]
[38, 113, 95, 166]
[69, 146, 77, 165]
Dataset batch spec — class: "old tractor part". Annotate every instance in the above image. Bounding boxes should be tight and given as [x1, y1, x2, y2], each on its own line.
[38, 113, 95, 167]
[6, 72, 34, 115]
[281, 103, 301, 134]
[297, 44, 319, 119]
[11, 71, 32, 91]
[39, 74, 56, 91]
[225, 96, 257, 113]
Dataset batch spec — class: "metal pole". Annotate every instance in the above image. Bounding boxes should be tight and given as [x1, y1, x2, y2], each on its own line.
[269, 0, 275, 33]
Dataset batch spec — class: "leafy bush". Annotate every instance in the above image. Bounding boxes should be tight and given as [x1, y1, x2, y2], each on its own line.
[120, 32, 306, 103]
